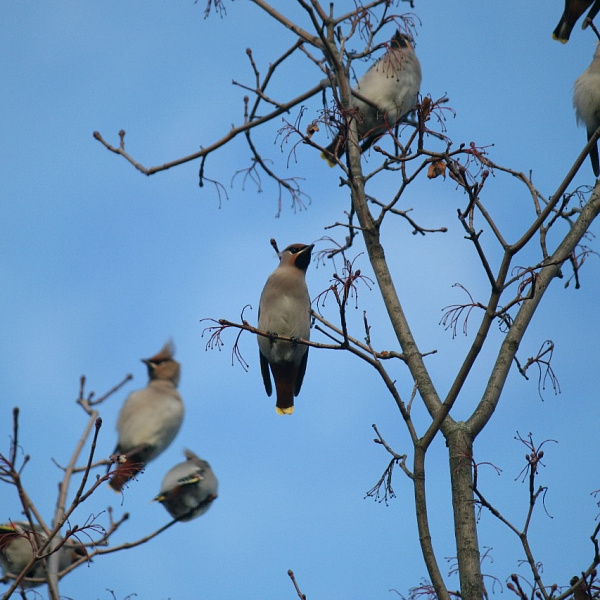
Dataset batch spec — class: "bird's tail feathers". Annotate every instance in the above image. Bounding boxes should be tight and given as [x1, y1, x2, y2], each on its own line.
[590, 140, 600, 178]
[552, 16, 573, 43]
[108, 449, 148, 492]
[320, 150, 337, 167]
[270, 362, 297, 416]
[108, 462, 144, 492]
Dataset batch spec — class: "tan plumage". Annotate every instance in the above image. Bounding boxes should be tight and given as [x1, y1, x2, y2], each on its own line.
[153, 450, 218, 521]
[553, 0, 600, 43]
[322, 30, 421, 166]
[258, 243, 313, 415]
[574, 42, 600, 177]
[109, 341, 184, 491]
[0, 522, 85, 588]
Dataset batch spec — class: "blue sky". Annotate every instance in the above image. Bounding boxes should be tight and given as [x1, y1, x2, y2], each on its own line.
[1, 1, 600, 598]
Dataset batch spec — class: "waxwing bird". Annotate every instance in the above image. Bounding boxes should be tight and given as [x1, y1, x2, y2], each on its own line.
[321, 30, 421, 166]
[0, 522, 85, 588]
[258, 243, 313, 415]
[153, 450, 218, 521]
[553, 0, 600, 42]
[0, 523, 47, 588]
[109, 341, 185, 492]
[574, 43, 600, 178]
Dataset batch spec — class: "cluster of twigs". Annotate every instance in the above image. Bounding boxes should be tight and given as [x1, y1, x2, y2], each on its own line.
[471, 433, 600, 600]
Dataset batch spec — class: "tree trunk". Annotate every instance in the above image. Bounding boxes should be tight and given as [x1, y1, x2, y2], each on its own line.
[447, 423, 483, 600]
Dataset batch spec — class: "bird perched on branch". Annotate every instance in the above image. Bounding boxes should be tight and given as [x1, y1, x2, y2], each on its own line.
[0, 522, 85, 588]
[574, 43, 600, 177]
[321, 30, 421, 166]
[154, 450, 218, 521]
[258, 243, 314, 415]
[109, 341, 184, 492]
[553, 0, 600, 42]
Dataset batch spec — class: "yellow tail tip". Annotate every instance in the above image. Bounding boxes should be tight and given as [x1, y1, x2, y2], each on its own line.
[320, 151, 336, 167]
[275, 406, 294, 415]
[551, 33, 568, 43]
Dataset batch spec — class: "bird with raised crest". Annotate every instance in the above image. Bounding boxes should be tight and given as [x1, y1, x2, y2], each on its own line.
[258, 243, 314, 415]
[109, 341, 184, 492]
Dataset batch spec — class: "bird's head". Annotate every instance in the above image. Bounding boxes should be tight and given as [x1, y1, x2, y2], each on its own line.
[142, 340, 180, 386]
[279, 243, 315, 272]
[391, 30, 414, 50]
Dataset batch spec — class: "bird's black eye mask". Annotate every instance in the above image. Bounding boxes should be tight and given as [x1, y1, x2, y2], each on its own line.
[295, 249, 313, 271]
